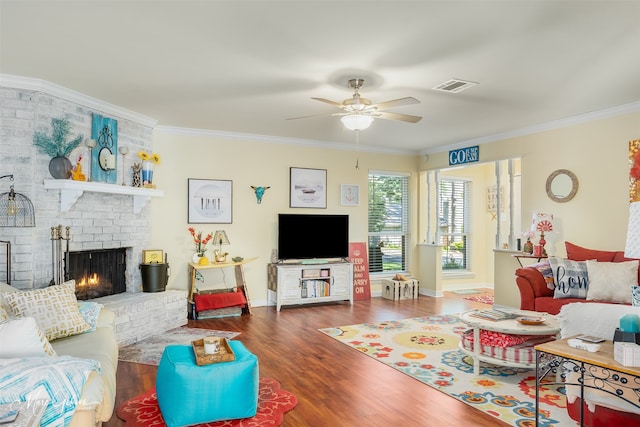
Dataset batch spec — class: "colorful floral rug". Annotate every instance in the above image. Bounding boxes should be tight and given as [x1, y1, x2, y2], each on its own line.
[463, 294, 495, 305]
[319, 315, 571, 426]
[119, 327, 240, 365]
[116, 378, 297, 426]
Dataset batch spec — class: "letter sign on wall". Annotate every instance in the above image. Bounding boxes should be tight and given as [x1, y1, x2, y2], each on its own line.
[449, 145, 479, 166]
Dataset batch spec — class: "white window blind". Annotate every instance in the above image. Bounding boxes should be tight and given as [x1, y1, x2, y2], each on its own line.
[438, 178, 471, 270]
[368, 172, 409, 273]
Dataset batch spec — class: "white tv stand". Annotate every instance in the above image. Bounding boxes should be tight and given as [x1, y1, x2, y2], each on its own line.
[267, 261, 354, 311]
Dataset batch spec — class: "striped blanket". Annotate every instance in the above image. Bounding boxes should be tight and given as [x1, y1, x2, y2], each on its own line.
[0, 356, 99, 427]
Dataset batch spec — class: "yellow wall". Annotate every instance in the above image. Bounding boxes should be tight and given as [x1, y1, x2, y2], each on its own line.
[149, 110, 639, 307]
[149, 131, 418, 305]
[420, 112, 639, 255]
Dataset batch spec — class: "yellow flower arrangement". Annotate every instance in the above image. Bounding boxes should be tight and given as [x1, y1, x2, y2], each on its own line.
[137, 150, 161, 164]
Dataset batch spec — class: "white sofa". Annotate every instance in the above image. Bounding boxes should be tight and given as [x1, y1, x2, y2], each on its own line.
[0, 281, 118, 426]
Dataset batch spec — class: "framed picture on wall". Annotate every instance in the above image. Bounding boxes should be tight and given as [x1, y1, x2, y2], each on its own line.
[290, 167, 327, 208]
[188, 179, 233, 223]
[341, 184, 360, 206]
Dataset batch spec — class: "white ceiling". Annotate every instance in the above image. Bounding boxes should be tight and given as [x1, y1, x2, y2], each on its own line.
[2, 0, 639, 154]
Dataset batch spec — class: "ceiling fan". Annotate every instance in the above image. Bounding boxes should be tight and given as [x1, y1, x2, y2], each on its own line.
[288, 78, 422, 131]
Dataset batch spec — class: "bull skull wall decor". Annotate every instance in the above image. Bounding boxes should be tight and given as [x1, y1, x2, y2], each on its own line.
[251, 186, 270, 204]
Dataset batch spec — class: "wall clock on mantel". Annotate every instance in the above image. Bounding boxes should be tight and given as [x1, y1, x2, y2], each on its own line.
[91, 114, 118, 184]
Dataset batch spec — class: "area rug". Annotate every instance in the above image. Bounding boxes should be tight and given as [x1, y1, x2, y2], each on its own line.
[463, 294, 495, 305]
[319, 315, 572, 426]
[119, 327, 241, 365]
[116, 378, 297, 426]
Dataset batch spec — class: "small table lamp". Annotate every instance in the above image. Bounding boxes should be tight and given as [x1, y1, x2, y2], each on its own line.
[213, 230, 230, 263]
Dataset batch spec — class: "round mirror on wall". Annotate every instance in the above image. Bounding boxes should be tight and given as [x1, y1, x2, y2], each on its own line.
[546, 169, 578, 203]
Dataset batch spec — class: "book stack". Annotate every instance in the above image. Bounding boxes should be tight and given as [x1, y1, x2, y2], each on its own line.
[469, 309, 519, 321]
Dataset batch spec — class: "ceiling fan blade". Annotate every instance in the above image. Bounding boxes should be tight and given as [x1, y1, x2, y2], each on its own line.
[375, 111, 423, 123]
[311, 97, 345, 109]
[371, 97, 420, 111]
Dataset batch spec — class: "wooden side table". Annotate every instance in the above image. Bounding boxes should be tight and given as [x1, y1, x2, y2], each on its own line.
[535, 338, 640, 426]
[188, 257, 257, 317]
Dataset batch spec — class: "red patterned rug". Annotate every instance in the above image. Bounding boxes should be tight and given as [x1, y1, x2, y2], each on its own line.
[463, 294, 494, 305]
[116, 378, 297, 426]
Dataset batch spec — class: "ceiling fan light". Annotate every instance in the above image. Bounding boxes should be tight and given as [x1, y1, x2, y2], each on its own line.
[341, 114, 374, 131]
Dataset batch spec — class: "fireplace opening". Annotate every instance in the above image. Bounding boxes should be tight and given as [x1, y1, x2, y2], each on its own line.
[67, 248, 127, 300]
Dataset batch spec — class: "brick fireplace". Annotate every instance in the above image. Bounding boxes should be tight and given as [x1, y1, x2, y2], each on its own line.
[0, 78, 157, 291]
[1, 77, 188, 344]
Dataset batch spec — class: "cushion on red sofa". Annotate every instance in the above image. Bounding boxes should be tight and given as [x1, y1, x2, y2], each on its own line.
[565, 241, 617, 262]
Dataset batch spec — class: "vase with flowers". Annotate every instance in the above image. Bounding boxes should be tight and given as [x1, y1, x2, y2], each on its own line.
[188, 227, 212, 265]
[522, 231, 535, 254]
[136, 150, 161, 187]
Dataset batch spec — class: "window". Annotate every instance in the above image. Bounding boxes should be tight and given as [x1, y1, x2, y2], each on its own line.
[438, 178, 471, 270]
[368, 171, 409, 273]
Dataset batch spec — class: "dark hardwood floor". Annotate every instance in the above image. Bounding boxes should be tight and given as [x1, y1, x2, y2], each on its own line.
[105, 290, 509, 427]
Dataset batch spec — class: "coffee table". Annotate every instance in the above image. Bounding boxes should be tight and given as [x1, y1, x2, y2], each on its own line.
[459, 309, 560, 375]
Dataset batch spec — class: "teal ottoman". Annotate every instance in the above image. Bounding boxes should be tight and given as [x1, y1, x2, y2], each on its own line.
[156, 341, 259, 427]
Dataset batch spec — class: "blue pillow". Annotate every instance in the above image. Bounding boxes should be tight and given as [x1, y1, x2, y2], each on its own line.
[78, 301, 102, 332]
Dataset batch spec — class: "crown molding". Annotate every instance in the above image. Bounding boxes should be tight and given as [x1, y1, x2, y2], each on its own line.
[421, 100, 640, 156]
[0, 74, 158, 128]
[154, 125, 416, 156]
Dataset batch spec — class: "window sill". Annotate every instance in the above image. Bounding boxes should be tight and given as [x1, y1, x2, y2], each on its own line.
[442, 270, 475, 279]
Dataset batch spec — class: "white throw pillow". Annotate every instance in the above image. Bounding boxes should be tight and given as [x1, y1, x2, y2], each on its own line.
[3, 281, 90, 341]
[0, 316, 57, 357]
[586, 260, 639, 304]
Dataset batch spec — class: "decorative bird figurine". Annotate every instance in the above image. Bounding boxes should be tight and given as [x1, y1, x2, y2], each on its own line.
[251, 186, 270, 204]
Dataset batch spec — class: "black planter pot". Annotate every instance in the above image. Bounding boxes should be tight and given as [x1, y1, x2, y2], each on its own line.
[49, 156, 72, 179]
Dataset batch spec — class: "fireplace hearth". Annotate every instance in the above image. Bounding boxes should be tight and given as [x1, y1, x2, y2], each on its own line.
[67, 248, 127, 300]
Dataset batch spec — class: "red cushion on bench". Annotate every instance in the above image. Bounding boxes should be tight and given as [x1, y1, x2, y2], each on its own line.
[194, 291, 246, 312]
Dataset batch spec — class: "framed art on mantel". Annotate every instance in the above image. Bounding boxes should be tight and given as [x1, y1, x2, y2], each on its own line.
[290, 167, 327, 208]
[188, 179, 233, 223]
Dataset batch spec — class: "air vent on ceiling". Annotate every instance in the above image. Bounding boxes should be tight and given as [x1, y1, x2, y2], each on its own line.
[432, 79, 477, 93]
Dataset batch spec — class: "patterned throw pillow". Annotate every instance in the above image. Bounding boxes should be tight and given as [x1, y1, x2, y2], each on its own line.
[586, 260, 638, 304]
[0, 316, 57, 357]
[529, 260, 555, 290]
[4, 281, 90, 341]
[549, 257, 589, 299]
[78, 301, 103, 332]
[632, 285, 640, 307]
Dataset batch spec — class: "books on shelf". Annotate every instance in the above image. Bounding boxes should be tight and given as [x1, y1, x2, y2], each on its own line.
[469, 309, 519, 321]
[301, 280, 331, 298]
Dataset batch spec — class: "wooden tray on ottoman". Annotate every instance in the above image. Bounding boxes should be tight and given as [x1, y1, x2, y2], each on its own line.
[191, 338, 235, 365]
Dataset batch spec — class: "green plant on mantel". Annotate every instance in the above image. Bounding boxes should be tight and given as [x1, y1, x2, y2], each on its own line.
[33, 117, 83, 157]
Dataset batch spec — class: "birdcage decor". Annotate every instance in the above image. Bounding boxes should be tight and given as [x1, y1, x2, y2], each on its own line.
[0, 175, 35, 227]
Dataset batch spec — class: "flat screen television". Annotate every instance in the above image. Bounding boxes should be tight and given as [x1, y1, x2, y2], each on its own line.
[278, 214, 349, 261]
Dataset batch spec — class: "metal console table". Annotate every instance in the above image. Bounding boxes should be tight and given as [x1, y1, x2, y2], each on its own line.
[535, 338, 640, 426]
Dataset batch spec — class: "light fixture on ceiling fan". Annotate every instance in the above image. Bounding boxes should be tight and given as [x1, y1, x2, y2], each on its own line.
[341, 114, 374, 131]
[287, 78, 422, 130]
